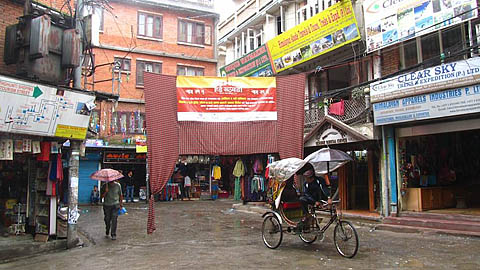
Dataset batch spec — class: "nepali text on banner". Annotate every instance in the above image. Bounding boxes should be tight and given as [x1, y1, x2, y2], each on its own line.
[176, 76, 276, 122]
[267, 0, 360, 74]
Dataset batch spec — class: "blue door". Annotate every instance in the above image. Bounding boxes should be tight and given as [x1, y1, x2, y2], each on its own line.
[78, 152, 101, 204]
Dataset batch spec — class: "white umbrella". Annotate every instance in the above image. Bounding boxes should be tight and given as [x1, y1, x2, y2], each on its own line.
[304, 148, 352, 175]
[267, 157, 306, 182]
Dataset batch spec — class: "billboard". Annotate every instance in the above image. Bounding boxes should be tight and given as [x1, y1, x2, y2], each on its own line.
[364, 0, 478, 53]
[370, 57, 480, 102]
[176, 76, 276, 122]
[0, 75, 94, 139]
[373, 84, 480, 125]
[267, 0, 360, 73]
[219, 45, 274, 77]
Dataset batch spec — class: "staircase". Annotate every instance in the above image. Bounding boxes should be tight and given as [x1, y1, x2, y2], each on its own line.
[377, 211, 480, 237]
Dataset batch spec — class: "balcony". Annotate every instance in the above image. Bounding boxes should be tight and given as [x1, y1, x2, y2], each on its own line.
[147, 0, 215, 13]
[304, 98, 371, 135]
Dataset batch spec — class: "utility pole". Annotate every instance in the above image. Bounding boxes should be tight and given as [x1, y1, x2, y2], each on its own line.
[67, 140, 81, 248]
[73, 0, 84, 89]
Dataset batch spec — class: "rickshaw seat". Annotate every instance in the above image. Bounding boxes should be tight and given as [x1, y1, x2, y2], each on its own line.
[281, 201, 301, 209]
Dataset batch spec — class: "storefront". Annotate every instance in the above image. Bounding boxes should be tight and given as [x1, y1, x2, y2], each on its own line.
[161, 154, 277, 202]
[304, 115, 380, 212]
[0, 75, 94, 241]
[372, 57, 480, 216]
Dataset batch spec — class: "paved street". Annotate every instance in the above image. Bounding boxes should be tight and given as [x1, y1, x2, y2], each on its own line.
[1, 200, 480, 270]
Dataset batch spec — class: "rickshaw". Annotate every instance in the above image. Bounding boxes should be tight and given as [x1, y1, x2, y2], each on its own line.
[261, 148, 359, 258]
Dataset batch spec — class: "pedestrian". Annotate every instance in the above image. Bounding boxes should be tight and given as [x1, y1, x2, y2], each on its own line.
[184, 175, 191, 200]
[101, 180, 123, 240]
[90, 185, 100, 205]
[174, 171, 185, 201]
[125, 171, 134, 203]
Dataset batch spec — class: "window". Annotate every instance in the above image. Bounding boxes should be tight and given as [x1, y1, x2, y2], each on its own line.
[111, 112, 145, 134]
[136, 60, 162, 86]
[276, 16, 283, 35]
[177, 65, 204, 76]
[138, 12, 163, 39]
[113, 57, 131, 72]
[421, 33, 441, 67]
[441, 25, 464, 62]
[178, 20, 205, 45]
[96, 7, 104, 31]
[113, 58, 131, 72]
[402, 40, 418, 69]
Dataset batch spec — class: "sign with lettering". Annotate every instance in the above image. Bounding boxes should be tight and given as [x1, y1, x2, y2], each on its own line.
[363, 0, 478, 53]
[219, 45, 274, 77]
[266, 0, 360, 73]
[103, 151, 146, 163]
[0, 75, 94, 139]
[370, 57, 480, 103]
[373, 84, 480, 125]
[177, 76, 276, 122]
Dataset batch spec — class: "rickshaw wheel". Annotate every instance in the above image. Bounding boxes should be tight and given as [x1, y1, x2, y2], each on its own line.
[334, 220, 359, 258]
[299, 231, 317, 244]
[262, 215, 283, 249]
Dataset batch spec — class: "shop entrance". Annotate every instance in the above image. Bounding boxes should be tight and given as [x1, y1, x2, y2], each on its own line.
[398, 129, 480, 214]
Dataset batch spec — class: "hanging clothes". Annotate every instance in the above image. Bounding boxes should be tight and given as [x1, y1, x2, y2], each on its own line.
[253, 159, 263, 174]
[329, 99, 345, 116]
[212, 165, 222, 180]
[234, 177, 241, 200]
[233, 159, 245, 177]
[37, 142, 51, 161]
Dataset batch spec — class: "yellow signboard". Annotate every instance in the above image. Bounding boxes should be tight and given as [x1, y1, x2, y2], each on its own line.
[266, 0, 360, 73]
[54, 124, 88, 140]
[136, 145, 147, 153]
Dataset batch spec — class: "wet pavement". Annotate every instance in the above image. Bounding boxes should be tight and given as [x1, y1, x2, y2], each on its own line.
[1, 200, 480, 269]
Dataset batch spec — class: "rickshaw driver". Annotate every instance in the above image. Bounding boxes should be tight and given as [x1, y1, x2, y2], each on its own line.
[298, 169, 331, 230]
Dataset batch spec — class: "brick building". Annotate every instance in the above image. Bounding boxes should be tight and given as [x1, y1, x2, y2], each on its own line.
[86, 0, 218, 145]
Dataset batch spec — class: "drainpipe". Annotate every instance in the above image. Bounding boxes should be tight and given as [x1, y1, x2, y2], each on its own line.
[73, 0, 84, 89]
[381, 126, 390, 217]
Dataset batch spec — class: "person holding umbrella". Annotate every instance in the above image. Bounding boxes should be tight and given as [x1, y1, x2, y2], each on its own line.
[91, 169, 124, 240]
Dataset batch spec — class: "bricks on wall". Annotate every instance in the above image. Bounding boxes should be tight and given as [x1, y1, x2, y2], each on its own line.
[381, 46, 401, 77]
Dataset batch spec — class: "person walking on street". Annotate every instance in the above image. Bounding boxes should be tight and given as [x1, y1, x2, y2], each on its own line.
[125, 171, 134, 203]
[184, 175, 192, 200]
[101, 180, 123, 240]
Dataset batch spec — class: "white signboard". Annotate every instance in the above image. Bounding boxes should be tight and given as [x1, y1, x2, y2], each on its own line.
[370, 57, 480, 103]
[0, 75, 94, 139]
[373, 84, 480, 125]
[363, 0, 477, 53]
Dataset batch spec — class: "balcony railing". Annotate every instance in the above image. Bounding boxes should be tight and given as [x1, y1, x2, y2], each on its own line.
[304, 98, 370, 134]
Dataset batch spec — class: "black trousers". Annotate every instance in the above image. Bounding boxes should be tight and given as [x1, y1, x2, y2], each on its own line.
[103, 204, 119, 236]
[184, 186, 191, 199]
[299, 195, 315, 216]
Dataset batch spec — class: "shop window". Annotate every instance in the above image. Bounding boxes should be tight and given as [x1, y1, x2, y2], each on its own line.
[178, 20, 205, 45]
[136, 60, 162, 86]
[402, 39, 418, 69]
[421, 33, 441, 67]
[110, 112, 145, 134]
[138, 12, 163, 39]
[89, 110, 100, 133]
[177, 65, 204, 76]
[113, 57, 131, 72]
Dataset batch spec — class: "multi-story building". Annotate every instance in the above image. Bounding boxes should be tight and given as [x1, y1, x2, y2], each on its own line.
[218, 0, 380, 216]
[220, 0, 480, 234]
[79, 0, 218, 203]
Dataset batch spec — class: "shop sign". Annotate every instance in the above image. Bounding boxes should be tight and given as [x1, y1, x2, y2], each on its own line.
[219, 45, 274, 77]
[177, 76, 276, 122]
[373, 84, 480, 125]
[135, 139, 147, 153]
[103, 151, 146, 163]
[363, 0, 478, 53]
[85, 139, 104, 147]
[266, 1, 360, 74]
[370, 57, 480, 103]
[315, 127, 357, 145]
[0, 75, 94, 139]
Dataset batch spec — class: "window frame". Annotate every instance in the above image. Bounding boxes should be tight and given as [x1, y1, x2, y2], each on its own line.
[136, 60, 162, 86]
[178, 19, 206, 46]
[137, 12, 163, 39]
[177, 65, 205, 76]
[113, 57, 131, 72]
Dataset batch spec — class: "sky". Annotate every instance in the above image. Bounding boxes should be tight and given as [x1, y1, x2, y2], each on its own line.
[214, 0, 236, 20]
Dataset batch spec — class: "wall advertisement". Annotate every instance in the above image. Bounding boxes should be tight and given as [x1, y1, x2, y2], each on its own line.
[0, 75, 94, 139]
[373, 84, 480, 125]
[219, 45, 274, 77]
[177, 76, 276, 122]
[363, 0, 478, 53]
[267, 0, 360, 73]
[370, 57, 480, 103]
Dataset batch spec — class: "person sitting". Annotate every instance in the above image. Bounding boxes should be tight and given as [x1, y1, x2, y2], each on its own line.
[298, 169, 331, 230]
[91, 185, 100, 205]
